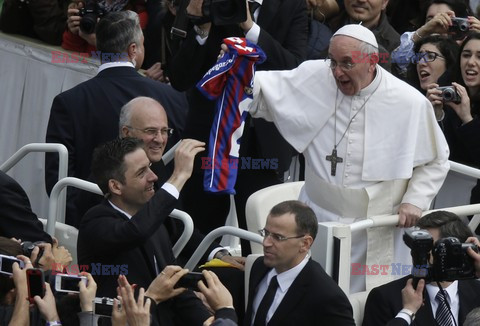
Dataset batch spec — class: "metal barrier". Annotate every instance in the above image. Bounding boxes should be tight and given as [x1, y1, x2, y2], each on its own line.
[315, 203, 480, 295]
[184, 226, 263, 270]
[47, 177, 194, 258]
[0, 143, 69, 224]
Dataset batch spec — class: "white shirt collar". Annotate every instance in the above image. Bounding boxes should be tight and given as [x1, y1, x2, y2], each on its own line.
[266, 254, 310, 293]
[108, 200, 132, 219]
[356, 66, 382, 97]
[98, 61, 135, 74]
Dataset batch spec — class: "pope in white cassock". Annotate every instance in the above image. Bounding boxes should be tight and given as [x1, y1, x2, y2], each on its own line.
[249, 24, 450, 293]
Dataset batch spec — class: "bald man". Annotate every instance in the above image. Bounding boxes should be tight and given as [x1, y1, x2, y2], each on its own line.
[117, 96, 245, 269]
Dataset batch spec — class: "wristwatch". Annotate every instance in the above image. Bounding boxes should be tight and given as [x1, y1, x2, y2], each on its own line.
[193, 25, 209, 39]
[215, 249, 231, 260]
[400, 308, 416, 323]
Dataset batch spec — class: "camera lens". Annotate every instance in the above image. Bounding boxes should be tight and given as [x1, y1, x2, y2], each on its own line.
[80, 15, 97, 34]
[442, 89, 455, 101]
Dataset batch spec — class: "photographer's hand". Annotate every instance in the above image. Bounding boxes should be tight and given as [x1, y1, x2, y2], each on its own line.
[401, 278, 425, 313]
[67, 2, 83, 35]
[142, 266, 188, 304]
[466, 236, 480, 277]
[79, 272, 97, 312]
[34, 243, 55, 271]
[9, 260, 32, 326]
[34, 283, 60, 323]
[449, 82, 473, 124]
[52, 237, 72, 270]
[425, 83, 444, 120]
[239, 0, 254, 32]
[198, 270, 233, 311]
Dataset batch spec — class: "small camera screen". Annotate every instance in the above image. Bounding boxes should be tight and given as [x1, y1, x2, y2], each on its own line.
[95, 299, 113, 317]
[61, 276, 82, 291]
[0, 256, 20, 275]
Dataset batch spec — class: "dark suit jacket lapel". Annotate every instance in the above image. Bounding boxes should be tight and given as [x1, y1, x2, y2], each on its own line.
[256, 0, 280, 30]
[267, 260, 311, 325]
[106, 200, 158, 277]
[458, 280, 480, 325]
[245, 258, 270, 326]
[412, 289, 434, 326]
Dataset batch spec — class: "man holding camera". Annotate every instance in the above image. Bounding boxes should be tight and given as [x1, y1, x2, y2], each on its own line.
[45, 11, 188, 227]
[168, 0, 308, 255]
[363, 211, 480, 326]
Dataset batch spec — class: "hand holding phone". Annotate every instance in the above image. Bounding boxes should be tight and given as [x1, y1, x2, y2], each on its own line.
[26, 268, 45, 304]
[0, 254, 25, 276]
[175, 271, 206, 291]
[54, 273, 88, 293]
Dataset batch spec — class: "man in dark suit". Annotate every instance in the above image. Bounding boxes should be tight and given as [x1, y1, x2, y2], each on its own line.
[169, 0, 308, 254]
[0, 170, 52, 243]
[363, 211, 480, 326]
[77, 137, 211, 325]
[243, 200, 355, 326]
[45, 10, 188, 227]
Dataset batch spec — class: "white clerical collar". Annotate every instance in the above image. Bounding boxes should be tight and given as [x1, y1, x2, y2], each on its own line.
[266, 254, 310, 293]
[426, 280, 458, 306]
[356, 66, 382, 97]
[108, 200, 132, 219]
[98, 61, 135, 74]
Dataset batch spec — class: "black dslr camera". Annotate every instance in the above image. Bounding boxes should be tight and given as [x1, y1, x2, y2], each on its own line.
[78, 0, 106, 34]
[201, 0, 247, 25]
[21, 241, 45, 261]
[449, 17, 469, 40]
[437, 86, 461, 104]
[403, 228, 478, 286]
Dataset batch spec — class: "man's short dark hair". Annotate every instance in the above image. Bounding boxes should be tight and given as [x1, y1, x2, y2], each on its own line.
[269, 200, 318, 240]
[416, 210, 474, 243]
[95, 11, 142, 55]
[91, 137, 144, 196]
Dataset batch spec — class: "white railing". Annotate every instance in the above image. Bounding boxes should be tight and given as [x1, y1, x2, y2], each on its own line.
[320, 203, 480, 295]
[1, 143, 69, 224]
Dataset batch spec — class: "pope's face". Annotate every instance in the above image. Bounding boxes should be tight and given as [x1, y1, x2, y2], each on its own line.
[329, 36, 376, 96]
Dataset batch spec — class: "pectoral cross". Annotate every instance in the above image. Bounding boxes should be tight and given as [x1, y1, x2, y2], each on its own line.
[326, 148, 343, 176]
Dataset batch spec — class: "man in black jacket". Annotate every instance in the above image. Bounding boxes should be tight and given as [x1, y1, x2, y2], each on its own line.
[77, 137, 211, 326]
[363, 211, 480, 326]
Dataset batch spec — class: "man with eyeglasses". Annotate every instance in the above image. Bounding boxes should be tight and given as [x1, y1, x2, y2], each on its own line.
[244, 200, 355, 326]
[116, 96, 245, 269]
[248, 24, 449, 293]
[45, 11, 188, 227]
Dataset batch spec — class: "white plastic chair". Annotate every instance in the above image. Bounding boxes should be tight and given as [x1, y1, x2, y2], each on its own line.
[245, 181, 304, 253]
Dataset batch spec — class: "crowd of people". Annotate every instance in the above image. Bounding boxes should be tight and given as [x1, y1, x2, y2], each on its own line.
[3, 0, 480, 325]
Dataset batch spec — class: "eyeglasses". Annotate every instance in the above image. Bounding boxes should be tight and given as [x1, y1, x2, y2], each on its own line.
[126, 126, 174, 137]
[327, 57, 356, 71]
[258, 228, 305, 242]
[415, 51, 445, 64]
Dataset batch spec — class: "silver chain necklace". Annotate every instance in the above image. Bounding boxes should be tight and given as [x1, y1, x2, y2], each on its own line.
[326, 77, 382, 176]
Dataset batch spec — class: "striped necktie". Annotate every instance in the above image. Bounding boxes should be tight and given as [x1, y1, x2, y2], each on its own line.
[435, 291, 454, 326]
[248, 1, 260, 21]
